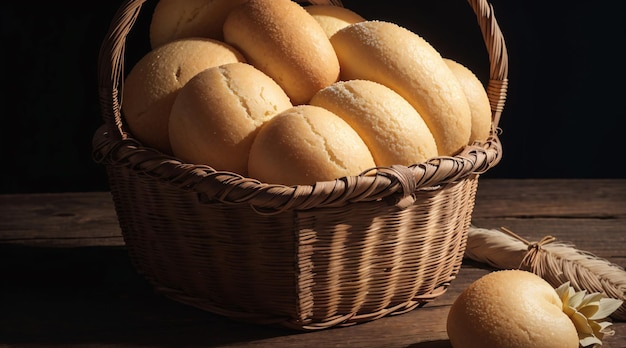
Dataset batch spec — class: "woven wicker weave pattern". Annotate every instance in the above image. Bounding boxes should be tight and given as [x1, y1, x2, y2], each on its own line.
[93, 0, 508, 330]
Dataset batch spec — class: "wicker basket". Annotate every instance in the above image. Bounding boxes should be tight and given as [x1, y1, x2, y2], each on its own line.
[93, 0, 508, 331]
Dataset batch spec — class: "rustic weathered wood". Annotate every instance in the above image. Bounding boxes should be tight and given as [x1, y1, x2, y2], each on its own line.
[472, 179, 626, 264]
[0, 179, 624, 347]
[0, 192, 124, 247]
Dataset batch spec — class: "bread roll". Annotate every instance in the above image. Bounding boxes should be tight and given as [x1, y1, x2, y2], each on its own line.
[149, 0, 247, 48]
[223, 0, 340, 105]
[248, 105, 375, 186]
[169, 62, 293, 175]
[304, 4, 366, 38]
[447, 270, 579, 348]
[122, 38, 245, 154]
[330, 21, 472, 156]
[444, 58, 492, 144]
[310, 79, 437, 166]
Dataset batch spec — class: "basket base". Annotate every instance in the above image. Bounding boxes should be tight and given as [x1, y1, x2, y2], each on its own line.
[107, 160, 478, 330]
[152, 281, 452, 331]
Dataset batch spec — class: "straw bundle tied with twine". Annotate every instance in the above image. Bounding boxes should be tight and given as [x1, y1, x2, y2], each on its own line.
[465, 225, 626, 321]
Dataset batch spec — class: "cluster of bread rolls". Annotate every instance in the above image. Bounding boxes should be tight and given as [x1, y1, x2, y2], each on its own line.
[121, 0, 492, 186]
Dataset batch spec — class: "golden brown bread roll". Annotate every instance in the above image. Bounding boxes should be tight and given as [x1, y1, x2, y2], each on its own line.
[444, 58, 492, 144]
[447, 270, 579, 348]
[122, 38, 245, 154]
[223, 0, 340, 105]
[168, 62, 293, 175]
[310, 79, 438, 166]
[304, 4, 366, 38]
[330, 20, 472, 156]
[149, 0, 247, 48]
[248, 105, 376, 186]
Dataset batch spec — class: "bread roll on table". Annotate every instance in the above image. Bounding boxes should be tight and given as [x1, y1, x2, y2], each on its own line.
[330, 20, 472, 156]
[447, 270, 579, 348]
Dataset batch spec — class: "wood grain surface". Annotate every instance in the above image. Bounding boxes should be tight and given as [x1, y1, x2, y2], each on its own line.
[1, 179, 624, 347]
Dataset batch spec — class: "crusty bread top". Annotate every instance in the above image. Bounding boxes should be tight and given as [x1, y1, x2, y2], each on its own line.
[310, 79, 438, 166]
[223, 0, 340, 105]
[168, 62, 292, 174]
[444, 58, 492, 144]
[330, 20, 472, 156]
[304, 4, 366, 38]
[248, 105, 375, 186]
[122, 38, 245, 154]
[149, 0, 248, 48]
[447, 270, 579, 348]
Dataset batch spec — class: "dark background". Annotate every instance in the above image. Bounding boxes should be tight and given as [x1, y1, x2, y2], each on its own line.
[1, 0, 624, 194]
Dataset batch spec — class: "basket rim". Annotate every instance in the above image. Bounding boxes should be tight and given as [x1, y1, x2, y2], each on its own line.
[93, 0, 509, 213]
[93, 126, 500, 213]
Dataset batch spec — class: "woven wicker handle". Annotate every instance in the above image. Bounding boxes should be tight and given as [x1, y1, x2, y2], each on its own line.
[467, 0, 508, 129]
[96, 0, 508, 212]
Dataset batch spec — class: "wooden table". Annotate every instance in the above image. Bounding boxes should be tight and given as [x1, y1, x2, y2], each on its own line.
[1, 179, 624, 347]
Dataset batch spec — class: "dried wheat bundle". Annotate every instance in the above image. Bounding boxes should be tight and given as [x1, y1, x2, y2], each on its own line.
[465, 225, 626, 321]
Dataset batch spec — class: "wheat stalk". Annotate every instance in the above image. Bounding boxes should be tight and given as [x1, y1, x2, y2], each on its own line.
[465, 225, 626, 321]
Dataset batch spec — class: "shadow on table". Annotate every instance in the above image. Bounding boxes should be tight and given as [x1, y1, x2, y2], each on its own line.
[0, 244, 300, 346]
